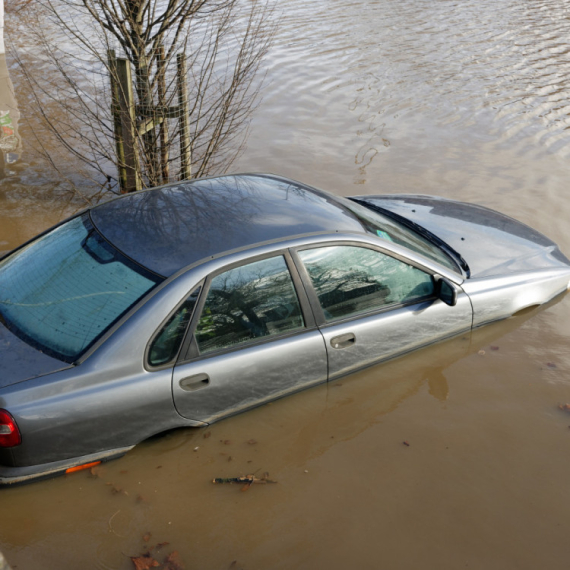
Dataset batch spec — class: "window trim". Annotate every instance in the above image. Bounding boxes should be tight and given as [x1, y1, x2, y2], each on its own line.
[176, 249, 316, 364]
[290, 240, 440, 327]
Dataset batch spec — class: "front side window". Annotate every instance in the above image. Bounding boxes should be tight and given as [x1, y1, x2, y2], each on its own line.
[195, 256, 304, 354]
[0, 215, 162, 362]
[298, 245, 434, 321]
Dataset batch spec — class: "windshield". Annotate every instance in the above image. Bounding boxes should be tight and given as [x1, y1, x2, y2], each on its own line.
[0, 215, 163, 362]
[345, 200, 460, 273]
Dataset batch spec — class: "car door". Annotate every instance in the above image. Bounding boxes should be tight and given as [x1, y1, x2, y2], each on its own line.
[293, 243, 473, 380]
[171, 252, 328, 423]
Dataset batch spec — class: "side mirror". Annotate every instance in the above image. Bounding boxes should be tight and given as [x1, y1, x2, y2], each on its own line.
[434, 275, 458, 307]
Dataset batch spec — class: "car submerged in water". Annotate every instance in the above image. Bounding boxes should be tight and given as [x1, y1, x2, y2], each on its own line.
[0, 174, 569, 485]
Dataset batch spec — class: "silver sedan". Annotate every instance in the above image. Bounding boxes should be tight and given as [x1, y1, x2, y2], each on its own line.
[0, 174, 568, 485]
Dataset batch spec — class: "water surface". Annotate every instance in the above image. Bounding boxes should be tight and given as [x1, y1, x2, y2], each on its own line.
[3, 1, 570, 569]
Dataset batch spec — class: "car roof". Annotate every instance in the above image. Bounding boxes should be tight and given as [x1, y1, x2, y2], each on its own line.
[90, 174, 370, 276]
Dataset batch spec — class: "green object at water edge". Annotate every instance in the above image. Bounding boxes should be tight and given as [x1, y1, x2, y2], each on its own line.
[0, 112, 12, 128]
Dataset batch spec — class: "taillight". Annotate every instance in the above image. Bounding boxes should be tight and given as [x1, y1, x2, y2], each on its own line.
[0, 409, 21, 447]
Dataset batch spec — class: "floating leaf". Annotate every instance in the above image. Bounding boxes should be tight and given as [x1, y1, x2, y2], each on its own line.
[143, 532, 151, 543]
[163, 551, 185, 570]
[131, 553, 160, 570]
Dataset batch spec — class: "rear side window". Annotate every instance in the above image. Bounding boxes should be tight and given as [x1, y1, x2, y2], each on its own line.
[298, 245, 434, 321]
[195, 256, 304, 354]
[0, 215, 162, 362]
[148, 287, 201, 367]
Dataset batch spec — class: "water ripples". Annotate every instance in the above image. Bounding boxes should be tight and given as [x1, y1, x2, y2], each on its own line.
[252, 0, 570, 185]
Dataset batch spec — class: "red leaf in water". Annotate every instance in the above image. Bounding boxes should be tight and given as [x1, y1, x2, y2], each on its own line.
[163, 551, 185, 570]
[131, 553, 160, 570]
[143, 532, 151, 542]
[156, 542, 170, 549]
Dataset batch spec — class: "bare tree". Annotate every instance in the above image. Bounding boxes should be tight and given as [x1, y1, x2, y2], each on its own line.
[13, 0, 274, 193]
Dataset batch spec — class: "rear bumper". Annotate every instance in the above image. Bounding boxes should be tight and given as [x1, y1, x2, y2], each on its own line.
[0, 446, 134, 487]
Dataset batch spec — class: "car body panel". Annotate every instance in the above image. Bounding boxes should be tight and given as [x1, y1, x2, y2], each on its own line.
[173, 330, 328, 422]
[352, 194, 570, 278]
[320, 293, 473, 380]
[461, 268, 570, 327]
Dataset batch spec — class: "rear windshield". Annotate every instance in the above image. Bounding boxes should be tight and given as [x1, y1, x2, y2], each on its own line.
[0, 215, 162, 362]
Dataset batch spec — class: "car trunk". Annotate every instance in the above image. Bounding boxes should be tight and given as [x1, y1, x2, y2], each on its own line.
[0, 321, 71, 389]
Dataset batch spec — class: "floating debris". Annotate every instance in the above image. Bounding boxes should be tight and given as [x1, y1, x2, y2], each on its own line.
[212, 474, 277, 491]
[131, 553, 160, 569]
[403, 441, 410, 447]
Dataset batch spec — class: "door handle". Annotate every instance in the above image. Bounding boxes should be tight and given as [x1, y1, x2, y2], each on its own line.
[179, 373, 210, 391]
[330, 333, 356, 349]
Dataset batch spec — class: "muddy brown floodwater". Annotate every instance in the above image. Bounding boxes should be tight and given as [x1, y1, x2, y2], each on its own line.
[3, 0, 570, 568]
